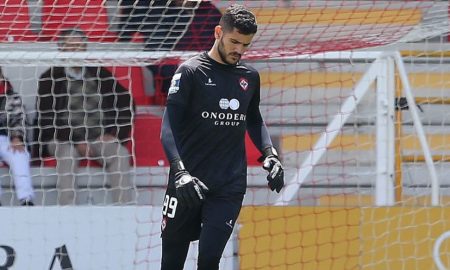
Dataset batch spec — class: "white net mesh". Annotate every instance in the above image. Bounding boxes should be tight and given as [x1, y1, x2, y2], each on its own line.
[0, 1, 449, 269]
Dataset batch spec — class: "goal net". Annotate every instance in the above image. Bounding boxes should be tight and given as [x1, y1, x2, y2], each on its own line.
[0, 0, 449, 269]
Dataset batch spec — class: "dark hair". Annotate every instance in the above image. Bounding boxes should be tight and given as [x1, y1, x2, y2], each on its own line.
[57, 28, 87, 47]
[219, 4, 257, 35]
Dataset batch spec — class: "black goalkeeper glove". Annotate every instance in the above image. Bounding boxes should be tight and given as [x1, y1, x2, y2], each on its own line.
[171, 160, 209, 208]
[261, 147, 284, 193]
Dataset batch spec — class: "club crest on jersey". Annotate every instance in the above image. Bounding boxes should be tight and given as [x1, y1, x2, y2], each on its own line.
[239, 77, 248, 91]
[168, 73, 182, 94]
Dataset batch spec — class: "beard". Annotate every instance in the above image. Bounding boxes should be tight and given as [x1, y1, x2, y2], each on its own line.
[218, 37, 240, 65]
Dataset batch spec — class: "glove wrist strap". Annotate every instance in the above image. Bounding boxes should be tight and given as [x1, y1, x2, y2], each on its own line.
[262, 146, 278, 159]
[170, 159, 187, 176]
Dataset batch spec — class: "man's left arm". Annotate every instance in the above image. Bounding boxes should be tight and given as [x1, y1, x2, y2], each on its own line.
[99, 67, 134, 142]
[246, 72, 284, 193]
[6, 89, 26, 146]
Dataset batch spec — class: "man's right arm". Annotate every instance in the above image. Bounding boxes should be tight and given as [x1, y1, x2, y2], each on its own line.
[160, 64, 209, 207]
[160, 65, 193, 163]
[5, 87, 26, 142]
[160, 107, 182, 163]
[36, 69, 56, 143]
[160, 106, 208, 206]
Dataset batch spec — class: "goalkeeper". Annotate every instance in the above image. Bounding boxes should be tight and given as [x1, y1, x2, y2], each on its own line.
[160, 4, 284, 270]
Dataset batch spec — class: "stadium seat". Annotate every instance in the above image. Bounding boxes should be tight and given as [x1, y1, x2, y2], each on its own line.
[0, 0, 38, 42]
[245, 133, 262, 166]
[39, 0, 117, 42]
[41, 157, 103, 168]
[149, 57, 181, 105]
[105, 66, 153, 106]
[133, 114, 167, 166]
[131, 115, 261, 166]
[38, 114, 166, 168]
[107, 64, 185, 106]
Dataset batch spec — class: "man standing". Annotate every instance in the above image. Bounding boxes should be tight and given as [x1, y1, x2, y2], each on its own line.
[36, 29, 135, 205]
[0, 67, 34, 206]
[160, 4, 284, 270]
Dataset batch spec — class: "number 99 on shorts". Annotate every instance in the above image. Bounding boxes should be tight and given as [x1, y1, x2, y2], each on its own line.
[162, 195, 178, 218]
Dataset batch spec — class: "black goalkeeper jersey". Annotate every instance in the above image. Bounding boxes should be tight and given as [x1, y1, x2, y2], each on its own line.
[161, 52, 270, 195]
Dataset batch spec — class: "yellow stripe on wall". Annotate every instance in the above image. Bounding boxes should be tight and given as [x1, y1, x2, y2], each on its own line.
[252, 8, 422, 25]
[282, 134, 375, 151]
[238, 207, 360, 270]
[238, 206, 450, 270]
[401, 50, 450, 58]
[260, 72, 360, 89]
[260, 72, 450, 90]
[361, 207, 450, 270]
[282, 134, 450, 151]
[318, 194, 450, 207]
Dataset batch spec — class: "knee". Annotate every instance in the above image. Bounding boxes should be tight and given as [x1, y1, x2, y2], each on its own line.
[161, 239, 190, 270]
[7, 151, 31, 168]
[116, 145, 130, 161]
[49, 142, 77, 158]
[197, 255, 221, 270]
[52, 144, 79, 167]
[105, 144, 130, 167]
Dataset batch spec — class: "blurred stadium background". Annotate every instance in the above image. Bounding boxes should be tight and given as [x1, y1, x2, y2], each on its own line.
[0, 0, 449, 269]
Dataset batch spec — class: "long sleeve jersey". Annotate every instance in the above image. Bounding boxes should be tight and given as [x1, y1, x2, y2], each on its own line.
[161, 52, 272, 195]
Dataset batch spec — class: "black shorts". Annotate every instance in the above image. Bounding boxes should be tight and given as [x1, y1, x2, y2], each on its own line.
[161, 188, 244, 243]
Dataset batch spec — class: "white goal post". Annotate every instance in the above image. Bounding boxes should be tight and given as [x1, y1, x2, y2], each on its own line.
[1, 1, 450, 269]
[434, 230, 450, 270]
[276, 51, 440, 206]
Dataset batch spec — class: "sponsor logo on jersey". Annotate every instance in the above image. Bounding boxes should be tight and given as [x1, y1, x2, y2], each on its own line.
[168, 73, 182, 94]
[205, 77, 216, 86]
[201, 98, 245, 126]
[239, 77, 248, 91]
[225, 219, 234, 229]
[219, 98, 240, 111]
